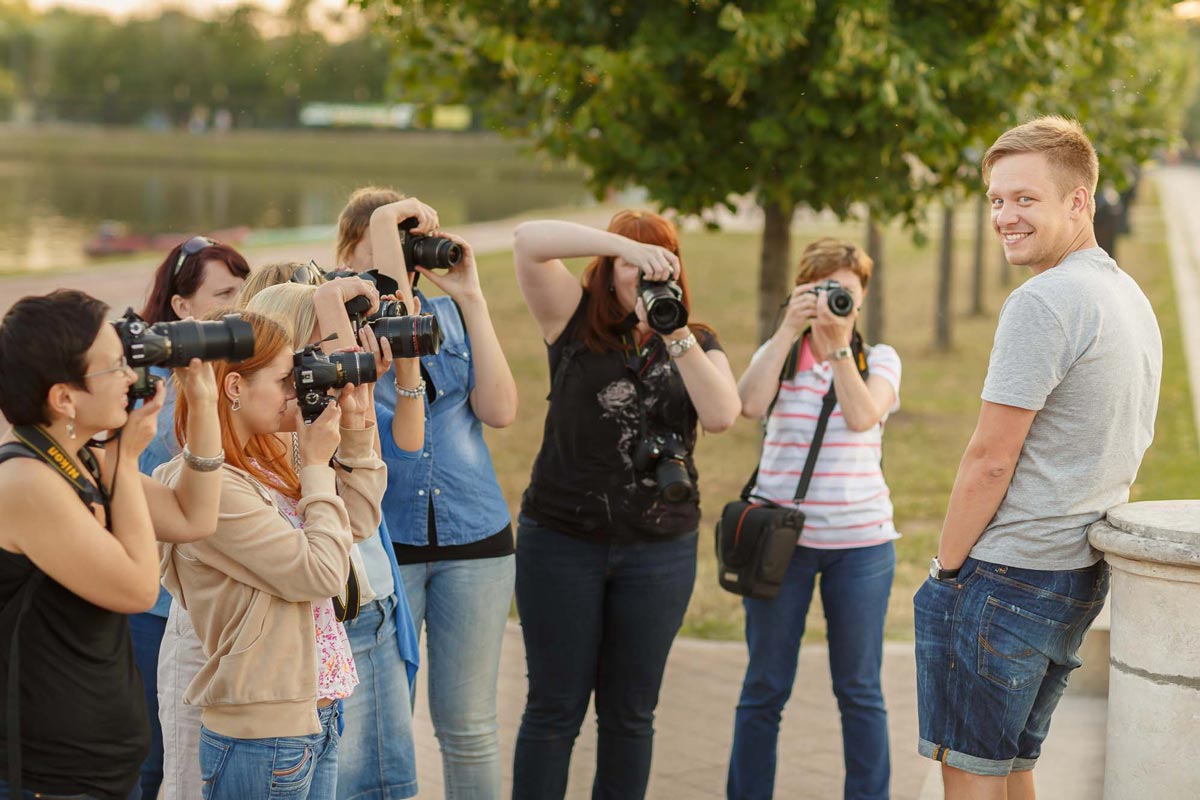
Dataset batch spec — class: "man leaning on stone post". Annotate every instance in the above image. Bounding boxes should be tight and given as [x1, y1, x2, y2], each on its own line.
[912, 116, 1163, 800]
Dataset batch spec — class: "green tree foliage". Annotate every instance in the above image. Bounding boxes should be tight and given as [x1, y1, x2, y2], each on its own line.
[0, 4, 394, 128]
[361, 0, 1191, 339]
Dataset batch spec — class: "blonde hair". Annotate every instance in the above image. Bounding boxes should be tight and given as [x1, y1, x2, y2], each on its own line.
[794, 238, 874, 289]
[336, 186, 403, 267]
[244, 283, 318, 349]
[982, 116, 1099, 217]
[236, 262, 325, 309]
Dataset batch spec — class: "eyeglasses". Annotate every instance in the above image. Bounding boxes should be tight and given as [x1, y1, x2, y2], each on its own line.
[290, 260, 324, 286]
[174, 236, 217, 277]
[84, 355, 132, 380]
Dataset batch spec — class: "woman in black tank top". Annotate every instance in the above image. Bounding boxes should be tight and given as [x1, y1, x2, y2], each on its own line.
[0, 290, 224, 799]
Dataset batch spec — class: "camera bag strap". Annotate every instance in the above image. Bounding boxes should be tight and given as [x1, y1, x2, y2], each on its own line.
[0, 435, 108, 797]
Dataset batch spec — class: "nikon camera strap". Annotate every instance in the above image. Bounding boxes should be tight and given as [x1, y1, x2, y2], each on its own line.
[1, 426, 110, 796]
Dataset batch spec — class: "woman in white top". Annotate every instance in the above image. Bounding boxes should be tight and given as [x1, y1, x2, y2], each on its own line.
[727, 239, 901, 800]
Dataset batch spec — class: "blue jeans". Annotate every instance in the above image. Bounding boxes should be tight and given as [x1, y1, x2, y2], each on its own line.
[512, 516, 697, 800]
[914, 557, 1109, 776]
[129, 611, 166, 798]
[728, 542, 895, 800]
[199, 704, 340, 800]
[337, 595, 419, 800]
[398, 555, 515, 800]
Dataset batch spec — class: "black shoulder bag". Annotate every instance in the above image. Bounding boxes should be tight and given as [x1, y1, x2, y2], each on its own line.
[715, 334, 868, 599]
[1, 427, 111, 797]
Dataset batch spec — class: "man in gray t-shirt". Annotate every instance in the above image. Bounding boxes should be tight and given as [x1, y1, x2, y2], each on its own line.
[972, 246, 1162, 569]
[914, 116, 1162, 798]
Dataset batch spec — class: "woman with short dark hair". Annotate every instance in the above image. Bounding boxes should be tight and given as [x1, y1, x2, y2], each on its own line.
[0, 289, 222, 800]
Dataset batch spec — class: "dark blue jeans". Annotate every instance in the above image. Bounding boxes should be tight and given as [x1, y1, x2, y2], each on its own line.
[129, 611, 166, 799]
[512, 515, 697, 800]
[728, 542, 895, 800]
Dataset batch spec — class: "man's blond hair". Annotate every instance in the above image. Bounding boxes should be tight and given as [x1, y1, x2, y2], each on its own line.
[982, 116, 1099, 217]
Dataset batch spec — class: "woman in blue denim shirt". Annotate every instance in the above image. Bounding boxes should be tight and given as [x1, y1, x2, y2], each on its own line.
[133, 236, 248, 800]
[337, 187, 519, 799]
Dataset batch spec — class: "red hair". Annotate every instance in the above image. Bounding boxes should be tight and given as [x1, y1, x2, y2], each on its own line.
[174, 311, 301, 501]
[141, 238, 251, 324]
[580, 210, 712, 353]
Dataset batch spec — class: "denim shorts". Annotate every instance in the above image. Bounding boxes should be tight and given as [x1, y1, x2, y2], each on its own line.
[913, 557, 1109, 776]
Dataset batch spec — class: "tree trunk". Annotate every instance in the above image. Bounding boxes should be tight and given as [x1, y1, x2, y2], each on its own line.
[999, 245, 1011, 288]
[970, 195, 986, 316]
[865, 214, 885, 343]
[935, 204, 954, 351]
[758, 200, 796, 343]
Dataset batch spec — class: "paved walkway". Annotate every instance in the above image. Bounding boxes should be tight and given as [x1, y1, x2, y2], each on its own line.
[1154, 165, 1200, 449]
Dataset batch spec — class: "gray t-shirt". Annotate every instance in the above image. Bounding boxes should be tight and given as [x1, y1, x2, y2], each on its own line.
[970, 247, 1162, 570]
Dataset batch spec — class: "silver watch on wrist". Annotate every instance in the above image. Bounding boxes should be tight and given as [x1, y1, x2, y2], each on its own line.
[828, 346, 853, 361]
[665, 333, 698, 358]
[929, 556, 960, 581]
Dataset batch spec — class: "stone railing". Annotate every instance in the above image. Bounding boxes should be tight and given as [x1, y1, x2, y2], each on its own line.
[1088, 500, 1200, 800]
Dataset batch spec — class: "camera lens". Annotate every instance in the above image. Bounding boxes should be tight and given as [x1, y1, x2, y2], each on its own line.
[639, 280, 689, 335]
[329, 351, 377, 387]
[370, 314, 443, 359]
[826, 287, 854, 317]
[150, 315, 256, 366]
[656, 458, 695, 504]
[412, 236, 463, 270]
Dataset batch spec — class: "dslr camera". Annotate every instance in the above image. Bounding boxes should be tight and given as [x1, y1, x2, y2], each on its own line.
[113, 308, 255, 402]
[632, 432, 695, 504]
[343, 295, 443, 359]
[638, 275, 689, 335]
[399, 217, 462, 271]
[806, 279, 855, 317]
[293, 341, 377, 424]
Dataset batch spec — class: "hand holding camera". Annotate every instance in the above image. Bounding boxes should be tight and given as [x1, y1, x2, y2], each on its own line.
[372, 197, 440, 236]
[293, 339, 377, 425]
[412, 231, 481, 303]
[807, 280, 857, 357]
[118, 379, 166, 458]
[174, 358, 218, 408]
[343, 290, 442, 360]
[292, 400, 342, 467]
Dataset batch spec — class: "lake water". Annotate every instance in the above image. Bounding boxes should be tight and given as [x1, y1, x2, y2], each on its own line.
[0, 129, 590, 274]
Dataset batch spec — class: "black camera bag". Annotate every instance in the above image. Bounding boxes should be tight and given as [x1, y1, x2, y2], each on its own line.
[715, 386, 836, 599]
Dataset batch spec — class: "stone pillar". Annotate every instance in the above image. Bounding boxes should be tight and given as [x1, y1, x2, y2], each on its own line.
[1088, 500, 1200, 800]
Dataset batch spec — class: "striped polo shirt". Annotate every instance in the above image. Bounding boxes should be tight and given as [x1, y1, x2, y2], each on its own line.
[749, 342, 902, 549]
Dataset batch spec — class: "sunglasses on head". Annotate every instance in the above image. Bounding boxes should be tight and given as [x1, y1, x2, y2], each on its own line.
[290, 260, 324, 286]
[174, 236, 218, 276]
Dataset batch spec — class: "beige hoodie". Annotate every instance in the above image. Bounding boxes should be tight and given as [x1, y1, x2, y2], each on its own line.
[155, 424, 384, 739]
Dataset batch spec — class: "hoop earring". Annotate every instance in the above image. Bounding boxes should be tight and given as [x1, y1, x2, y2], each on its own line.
[67, 417, 76, 440]
[231, 397, 241, 412]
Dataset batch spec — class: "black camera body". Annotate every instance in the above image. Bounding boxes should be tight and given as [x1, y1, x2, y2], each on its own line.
[113, 308, 255, 402]
[343, 295, 443, 359]
[808, 279, 854, 317]
[399, 217, 462, 271]
[632, 432, 695, 504]
[293, 343, 377, 424]
[638, 275, 689, 335]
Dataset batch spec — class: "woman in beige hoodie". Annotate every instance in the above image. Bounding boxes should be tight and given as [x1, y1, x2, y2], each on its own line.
[157, 311, 386, 800]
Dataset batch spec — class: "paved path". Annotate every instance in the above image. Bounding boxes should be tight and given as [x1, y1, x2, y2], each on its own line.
[411, 623, 930, 799]
[1155, 165, 1200, 450]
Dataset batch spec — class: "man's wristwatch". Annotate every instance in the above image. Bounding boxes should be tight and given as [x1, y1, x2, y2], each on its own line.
[929, 556, 960, 581]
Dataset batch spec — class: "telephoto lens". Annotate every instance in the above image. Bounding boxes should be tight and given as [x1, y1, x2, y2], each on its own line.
[638, 276, 689, 335]
[370, 314, 444, 359]
[293, 345, 378, 424]
[114, 308, 256, 401]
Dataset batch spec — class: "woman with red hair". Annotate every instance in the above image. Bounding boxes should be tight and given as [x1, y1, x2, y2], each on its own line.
[511, 211, 740, 799]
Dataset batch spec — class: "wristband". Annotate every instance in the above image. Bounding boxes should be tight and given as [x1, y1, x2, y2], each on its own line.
[182, 445, 224, 472]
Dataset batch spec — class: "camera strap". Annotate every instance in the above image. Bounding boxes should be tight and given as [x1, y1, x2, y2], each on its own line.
[9, 425, 109, 511]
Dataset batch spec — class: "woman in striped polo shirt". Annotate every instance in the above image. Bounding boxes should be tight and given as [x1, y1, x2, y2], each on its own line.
[727, 238, 902, 800]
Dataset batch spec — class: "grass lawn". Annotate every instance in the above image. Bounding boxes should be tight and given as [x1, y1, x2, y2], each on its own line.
[451, 181, 1196, 641]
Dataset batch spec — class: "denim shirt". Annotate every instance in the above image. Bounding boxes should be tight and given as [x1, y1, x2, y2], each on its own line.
[375, 292, 511, 546]
[137, 366, 177, 618]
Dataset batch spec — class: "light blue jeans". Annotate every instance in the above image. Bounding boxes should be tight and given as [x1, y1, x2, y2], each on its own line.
[398, 555, 515, 800]
[337, 594, 420, 800]
[199, 704, 339, 800]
